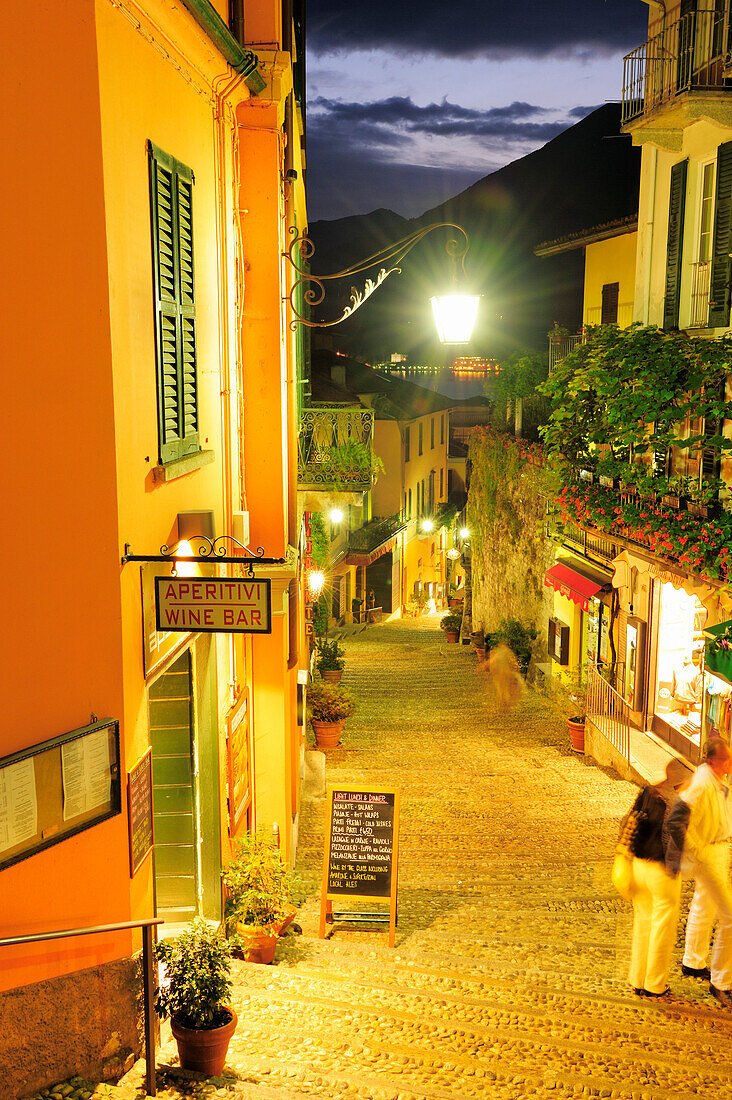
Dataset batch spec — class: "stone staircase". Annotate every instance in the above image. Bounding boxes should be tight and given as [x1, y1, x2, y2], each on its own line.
[120, 619, 732, 1099]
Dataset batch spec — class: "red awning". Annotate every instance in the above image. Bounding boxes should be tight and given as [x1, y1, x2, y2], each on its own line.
[544, 562, 604, 612]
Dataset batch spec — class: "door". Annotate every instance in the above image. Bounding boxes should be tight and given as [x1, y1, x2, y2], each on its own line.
[150, 649, 199, 922]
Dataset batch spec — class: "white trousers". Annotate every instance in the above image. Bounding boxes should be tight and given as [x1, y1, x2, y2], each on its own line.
[684, 841, 732, 990]
[629, 858, 682, 994]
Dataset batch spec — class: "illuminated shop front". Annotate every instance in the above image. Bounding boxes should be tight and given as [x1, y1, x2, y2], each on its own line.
[650, 582, 731, 759]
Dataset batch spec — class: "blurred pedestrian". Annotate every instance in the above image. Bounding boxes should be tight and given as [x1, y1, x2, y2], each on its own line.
[622, 758, 690, 998]
[477, 643, 524, 711]
[668, 737, 732, 1007]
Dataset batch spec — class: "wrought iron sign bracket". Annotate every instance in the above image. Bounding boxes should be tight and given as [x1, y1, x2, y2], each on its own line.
[121, 536, 286, 578]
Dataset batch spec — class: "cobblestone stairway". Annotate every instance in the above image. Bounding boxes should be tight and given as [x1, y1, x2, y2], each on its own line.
[120, 616, 732, 1100]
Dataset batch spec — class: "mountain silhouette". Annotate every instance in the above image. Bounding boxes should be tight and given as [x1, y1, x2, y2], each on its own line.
[307, 103, 640, 361]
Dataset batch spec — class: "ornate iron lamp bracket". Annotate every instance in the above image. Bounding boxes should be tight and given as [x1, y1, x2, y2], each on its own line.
[284, 221, 470, 330]
[121, 536, 286, 578]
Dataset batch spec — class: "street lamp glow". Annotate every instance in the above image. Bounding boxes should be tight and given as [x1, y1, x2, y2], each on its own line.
[459, 527, 470, 539]
[329, 508, 343, 523]
[421, 519, 434, 533]
[430, 294, 480, 345]
[308, 570, 325, 595]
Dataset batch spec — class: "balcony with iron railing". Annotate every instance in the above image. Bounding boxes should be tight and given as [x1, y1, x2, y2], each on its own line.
[622, 7, 728, 127]
[348, 511, 409, 555]
[297, 405, 375, 494]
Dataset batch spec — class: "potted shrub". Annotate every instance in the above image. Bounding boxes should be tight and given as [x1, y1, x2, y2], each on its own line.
[154, 918, 236, 1076]
[315, 637, 346, 683]
[547, 667, 588, 752]
[308, 680, 356, 748]
[440, 613, 462, 643]
[447, 584, 463, 610]
[222, 831, 298, 965]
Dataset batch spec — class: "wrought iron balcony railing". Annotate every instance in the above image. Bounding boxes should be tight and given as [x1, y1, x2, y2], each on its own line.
[548, 332, 583, 374]
[297, 405, 375, 493]
[622, 7, 727, 126]
[348, 512, 408, 555]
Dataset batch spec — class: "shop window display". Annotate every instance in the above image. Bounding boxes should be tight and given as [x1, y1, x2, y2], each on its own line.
[653, 583, 730, 749]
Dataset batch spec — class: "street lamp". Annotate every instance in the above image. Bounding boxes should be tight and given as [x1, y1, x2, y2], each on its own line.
[285, 222, 479, 344]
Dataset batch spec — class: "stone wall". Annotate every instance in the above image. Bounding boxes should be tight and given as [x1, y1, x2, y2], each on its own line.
[0, 954, 142, 1098]
[467, 432, 555, 650]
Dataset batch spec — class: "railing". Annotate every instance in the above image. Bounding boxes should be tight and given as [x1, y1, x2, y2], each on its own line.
[586, 664, 631, 763]
[348, 512, 408, 554]
[297, 405, 375, 492]
[0, 917, 163, 1096]
[622, 8, 727, 125]
[551, 520, 616, 562]
[548, 333, 582, 373]
[584, 302, 634, 328]
[689, 260, 712, 327]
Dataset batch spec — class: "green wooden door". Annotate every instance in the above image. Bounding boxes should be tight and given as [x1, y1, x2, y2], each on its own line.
[150, 650, 199, 922]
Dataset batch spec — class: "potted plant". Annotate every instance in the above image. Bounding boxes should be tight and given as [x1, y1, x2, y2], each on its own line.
[154, 918, 236, 1076]
[447, 584, 463, 610]
[315, 637, 346, 683]
[308, 680, 356, 748]
[547, 667, 588, 752]
[440, 612, 462, 643]
[222, 831, 298, 965]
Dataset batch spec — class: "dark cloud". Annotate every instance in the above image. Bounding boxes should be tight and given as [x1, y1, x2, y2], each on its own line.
[568, 103, 605, 117]
[308, 0, 648, 59]
[306, 95, 578, 220]
[310, 95, 567, 148]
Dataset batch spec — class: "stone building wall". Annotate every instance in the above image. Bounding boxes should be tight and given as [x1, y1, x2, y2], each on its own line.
[467, 432, 555, 652]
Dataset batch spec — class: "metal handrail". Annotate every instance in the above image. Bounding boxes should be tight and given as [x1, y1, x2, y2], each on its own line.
[586, 664, 631, 763]
[0, 917, 163, 1096]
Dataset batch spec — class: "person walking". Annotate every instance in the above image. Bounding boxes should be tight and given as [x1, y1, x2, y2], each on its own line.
[668, 737, 732, 1007]
[624, 758, 690, 998]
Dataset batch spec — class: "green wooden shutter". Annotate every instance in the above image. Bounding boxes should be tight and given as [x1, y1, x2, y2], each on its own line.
[663, 159, 688, 330]
[709, 141, 732, 328]
[149, 143, 199, 465]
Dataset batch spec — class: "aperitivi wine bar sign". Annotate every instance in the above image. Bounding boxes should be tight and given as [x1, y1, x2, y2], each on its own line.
[155, 577, 272, 634]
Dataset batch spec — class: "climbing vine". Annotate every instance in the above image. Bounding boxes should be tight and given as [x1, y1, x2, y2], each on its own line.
[467, 428, 555, 638]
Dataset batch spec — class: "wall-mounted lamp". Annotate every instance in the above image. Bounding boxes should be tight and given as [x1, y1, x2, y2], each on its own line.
[421, 519, 434, 533]
[329, 508, 344, 524]
[459, 527, 470, 540]
[308, 570, 326, 596]
[284, 222, 479, 344]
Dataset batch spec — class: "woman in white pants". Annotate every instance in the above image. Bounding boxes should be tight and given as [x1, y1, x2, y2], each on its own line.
[625, 759, 690, 997]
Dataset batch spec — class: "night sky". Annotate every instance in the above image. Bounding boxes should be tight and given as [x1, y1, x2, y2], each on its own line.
[306, 0, 649, 222]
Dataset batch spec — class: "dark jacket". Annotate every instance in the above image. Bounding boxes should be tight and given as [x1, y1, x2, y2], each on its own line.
[627, 785, 690, 876]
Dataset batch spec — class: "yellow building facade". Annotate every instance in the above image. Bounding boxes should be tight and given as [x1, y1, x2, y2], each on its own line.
[1, 0, 307, 1093]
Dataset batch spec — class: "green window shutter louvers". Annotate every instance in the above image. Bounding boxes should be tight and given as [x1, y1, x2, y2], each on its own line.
[709, 141, 732, 328]
[663, 159, 688, 330]
[148, 142, 199, 465]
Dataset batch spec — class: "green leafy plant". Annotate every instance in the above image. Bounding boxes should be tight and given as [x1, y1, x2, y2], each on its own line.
[320, 440, 385, 489]
[308, 680, 357, 723]
[494, 618, 538, 674]
[154, 918, 233, 1030]
[315, 637, 346, 672]
[440, 613, 462, 633]
[222, 832, 297, 933]
[543, 666, 588, 722]
[309, 511, 329, 567]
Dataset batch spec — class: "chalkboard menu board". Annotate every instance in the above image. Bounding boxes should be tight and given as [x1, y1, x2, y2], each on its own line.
[127, 748, 153, 876]
[320, 785, 400, 946]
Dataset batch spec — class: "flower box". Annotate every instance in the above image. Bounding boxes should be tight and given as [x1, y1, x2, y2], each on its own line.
[598, 475, 618, 490]
[579, 469, 594, 484]
[619, 483, 638, 497]
[686, 499, 719, 520]
[661, 493, 685, 510]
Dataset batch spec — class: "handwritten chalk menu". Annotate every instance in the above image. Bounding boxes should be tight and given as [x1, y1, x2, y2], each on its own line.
[128, 748, 154, 876]
[320, 785, 400, 947]
[0, 718, 120, 872]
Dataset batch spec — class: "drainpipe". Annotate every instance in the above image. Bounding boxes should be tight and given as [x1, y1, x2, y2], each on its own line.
[643, 146, 658, 325]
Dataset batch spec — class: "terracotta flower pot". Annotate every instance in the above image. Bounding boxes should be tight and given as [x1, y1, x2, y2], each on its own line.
[311, 719, 344, 748]
[445, 630, 459, 643]
[171, 1007, 238, 1075]
[568, 718, 585, 753]
[236, 924, 278, 964]
[321, 669, 343, 683]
